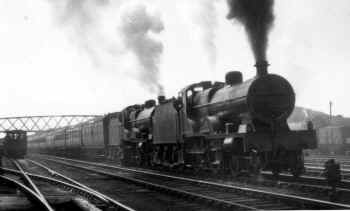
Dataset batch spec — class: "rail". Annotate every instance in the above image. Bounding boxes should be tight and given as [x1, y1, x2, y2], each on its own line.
[0, 174, 53, 211]
[26, 159, 135, 211]
[11, 159, 54, 210]
[0, 167, 135, 211]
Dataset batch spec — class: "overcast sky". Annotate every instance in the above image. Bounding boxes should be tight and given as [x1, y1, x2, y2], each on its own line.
[0, 0, 349, 117]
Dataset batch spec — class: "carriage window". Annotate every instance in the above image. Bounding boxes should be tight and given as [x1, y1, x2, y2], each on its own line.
[186, 90, 193, 97]
[238, 124, 247, 134]
[193, 86, 203, 92]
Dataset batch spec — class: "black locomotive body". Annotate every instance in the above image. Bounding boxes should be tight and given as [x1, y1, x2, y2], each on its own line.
[131, 66, 317, 176]
[28, 63, 318, 177]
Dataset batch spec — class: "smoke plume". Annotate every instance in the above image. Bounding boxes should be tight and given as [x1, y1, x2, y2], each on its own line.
[226, 0, 274, 62]
[48, 0, 164, 94]
[119, 4, 164, 94]
[195, 0, 217, 69]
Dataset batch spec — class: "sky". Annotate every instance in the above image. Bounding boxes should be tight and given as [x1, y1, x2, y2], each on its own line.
[0, 0, 349, 117]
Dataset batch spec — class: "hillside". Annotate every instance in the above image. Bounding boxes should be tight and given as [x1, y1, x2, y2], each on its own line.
[288, 106, 350, 129]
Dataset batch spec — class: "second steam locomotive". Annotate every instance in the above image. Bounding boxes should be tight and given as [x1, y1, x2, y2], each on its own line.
[29, 62, 317, 177]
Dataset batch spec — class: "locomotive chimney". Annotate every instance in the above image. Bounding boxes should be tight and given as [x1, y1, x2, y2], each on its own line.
[158, 95, 166, 104]
[255, 60, 269, 77]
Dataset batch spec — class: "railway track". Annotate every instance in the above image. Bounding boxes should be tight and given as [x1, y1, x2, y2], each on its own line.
[0, 158, 134, 211]
[32, 154, 350, 210]
[1, 159, 54, 211]
[306, 160, 350, 167]
[305, 155, 350, 166]
[305, 162, 350, 169]
[25, 159, 135, 210]
[304, 165, 350, 180]
[303, 155, 350, 180]
[24, 157, 221, 211]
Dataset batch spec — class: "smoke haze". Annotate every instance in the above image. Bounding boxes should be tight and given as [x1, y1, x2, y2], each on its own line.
[194, 0, 217, 69]
[48, 0, 112, 65]
[119, 3, 164, 94]
[226, 0, 274, 62]
[48, 0, 164, 95]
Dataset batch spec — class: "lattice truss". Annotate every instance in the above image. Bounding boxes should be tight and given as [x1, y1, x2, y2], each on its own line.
[0, 115, 102, 132]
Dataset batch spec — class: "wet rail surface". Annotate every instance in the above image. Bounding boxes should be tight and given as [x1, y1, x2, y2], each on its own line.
[0, 174, 53, 211]
[31, 154, 350, 210]
[25, 159, 136, 211]
[0, 159, 54, 211]
[304, 155, 350, 180]
[0, 158, 134, 211]
[305, 155, 350, 166]
[26, 157, 221, 211]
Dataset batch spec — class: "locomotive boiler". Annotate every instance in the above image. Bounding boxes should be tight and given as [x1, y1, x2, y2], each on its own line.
[189, 61, 295, 132]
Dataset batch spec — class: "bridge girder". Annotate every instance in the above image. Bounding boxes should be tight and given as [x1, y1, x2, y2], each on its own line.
[0, 115, 102, 133]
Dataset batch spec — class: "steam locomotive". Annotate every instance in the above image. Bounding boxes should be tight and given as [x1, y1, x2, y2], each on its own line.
[29, 61, 317, 177]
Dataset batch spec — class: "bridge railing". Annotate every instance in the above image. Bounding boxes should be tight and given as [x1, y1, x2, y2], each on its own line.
[0, 115, 102, 133]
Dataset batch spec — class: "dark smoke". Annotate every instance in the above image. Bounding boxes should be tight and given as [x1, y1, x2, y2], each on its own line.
[119, 4, 164, 95]
[226, 0, 274, 62]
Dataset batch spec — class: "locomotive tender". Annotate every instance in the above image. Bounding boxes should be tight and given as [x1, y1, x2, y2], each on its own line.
[29, 62, 317, 176]
[3, 130, 27, 159]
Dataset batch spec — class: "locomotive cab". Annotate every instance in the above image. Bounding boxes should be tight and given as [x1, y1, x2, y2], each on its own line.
[181, 81, 212, 116]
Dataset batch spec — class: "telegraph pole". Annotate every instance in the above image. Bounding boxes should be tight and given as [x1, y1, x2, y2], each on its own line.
[329, 101, 333, 125]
